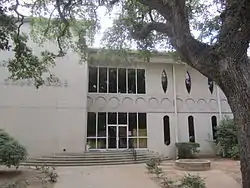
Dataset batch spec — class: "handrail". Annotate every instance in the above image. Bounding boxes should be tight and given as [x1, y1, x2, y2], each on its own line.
[129, 139, 137, 161]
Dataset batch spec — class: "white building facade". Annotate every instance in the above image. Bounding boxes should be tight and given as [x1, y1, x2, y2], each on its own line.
[0, 22, 233, 158]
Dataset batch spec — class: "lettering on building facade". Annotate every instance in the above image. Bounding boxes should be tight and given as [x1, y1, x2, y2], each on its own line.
[3, 78, 68, 87]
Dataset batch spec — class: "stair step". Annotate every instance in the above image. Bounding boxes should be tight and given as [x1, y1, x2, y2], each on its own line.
[40, 154, 153, 159]
[21, 150, 159, 167]
[29, 156, 150, 161]
[22, 159, 147, 164]
[21, 160, 147, 167]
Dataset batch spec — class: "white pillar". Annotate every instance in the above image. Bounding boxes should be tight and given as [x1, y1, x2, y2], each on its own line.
[216, 85, 223, 120]
[172, 64, 179, 143]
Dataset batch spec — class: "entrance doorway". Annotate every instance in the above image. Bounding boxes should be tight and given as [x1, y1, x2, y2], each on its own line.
[107, 125, 128, 149]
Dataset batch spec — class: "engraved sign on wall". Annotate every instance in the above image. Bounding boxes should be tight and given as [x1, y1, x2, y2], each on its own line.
[3, 78, 68, 87]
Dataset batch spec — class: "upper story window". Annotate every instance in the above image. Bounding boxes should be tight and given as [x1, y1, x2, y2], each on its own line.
[88, 66, 146, 94]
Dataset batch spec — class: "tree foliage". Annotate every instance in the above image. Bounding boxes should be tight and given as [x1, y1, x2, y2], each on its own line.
[216, 117, 239, 159]
[0, 129, 27, 168]
[1, 0, 250, 187]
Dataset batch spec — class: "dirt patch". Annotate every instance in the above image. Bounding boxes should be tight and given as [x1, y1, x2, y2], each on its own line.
[160, 159, 241, 184]
[0, 166, 56, 188]
[210, 159, 241, 184]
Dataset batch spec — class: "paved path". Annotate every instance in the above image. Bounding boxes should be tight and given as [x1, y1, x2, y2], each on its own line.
[54, 164, 159, 188]
[54, 164, 241, 188]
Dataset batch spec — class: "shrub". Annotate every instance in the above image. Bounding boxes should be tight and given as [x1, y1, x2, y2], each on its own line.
[41, 166, 59, 183]
[179, 173, 206, 188]
[215, 117, 239, 159]
[175, 142, 200, 159]
[146, 157, 161, 173]
[0, 129, 27, 168]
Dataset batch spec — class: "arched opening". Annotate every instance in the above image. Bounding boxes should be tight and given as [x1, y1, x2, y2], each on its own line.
[188, 116, 195, 142]
[163, 116, 171, 145]
[161, 69, 168, 93]
[211, 116, 217, 140]
[208, 78, 214, 94]
[185, 71, 191, 94]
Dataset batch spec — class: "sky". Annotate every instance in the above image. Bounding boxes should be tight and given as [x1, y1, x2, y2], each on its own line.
[17, 1, 250, 54]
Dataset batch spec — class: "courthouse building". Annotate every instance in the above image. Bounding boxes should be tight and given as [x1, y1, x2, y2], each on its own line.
[0, 21, 233, 158]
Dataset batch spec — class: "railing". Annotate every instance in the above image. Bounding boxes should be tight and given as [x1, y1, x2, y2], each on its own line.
[129, 139, 137, 161]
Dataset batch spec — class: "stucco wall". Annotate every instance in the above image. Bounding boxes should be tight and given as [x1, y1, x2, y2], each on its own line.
[0, 22, 88, 157]
[0, 22, 234, 157]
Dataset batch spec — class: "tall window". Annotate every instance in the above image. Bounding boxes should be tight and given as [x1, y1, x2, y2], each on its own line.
[88, 67, 146, 94]
[188, 116, 195, 142]
[88, 67, 97, 92]
[211, 116, 217, 140]
[109, 68, 117, 93]
[118, 69, 126, 93]
[99, 68, 107, 93]
[137, 69, 146, 94]
[128, 69, 136, 93]
[163, 116, 171, 146]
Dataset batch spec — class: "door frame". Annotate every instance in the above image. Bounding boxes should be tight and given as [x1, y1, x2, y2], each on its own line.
[106, 124, 128, 150]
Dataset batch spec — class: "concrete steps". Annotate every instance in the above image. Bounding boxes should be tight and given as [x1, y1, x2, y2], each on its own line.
[21, 150, 158, 167]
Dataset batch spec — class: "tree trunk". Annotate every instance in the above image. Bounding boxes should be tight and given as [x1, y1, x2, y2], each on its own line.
[229, 97, 250, 188]
[219, 58, 250, 188]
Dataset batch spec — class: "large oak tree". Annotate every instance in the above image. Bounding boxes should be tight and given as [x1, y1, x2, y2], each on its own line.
[1, 0, 250, 187]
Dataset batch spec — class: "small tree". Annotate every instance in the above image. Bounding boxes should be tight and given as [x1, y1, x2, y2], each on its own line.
[0, 129, 27, 168]
[215, 117, 239, 159]
[176, 142, 200, 159]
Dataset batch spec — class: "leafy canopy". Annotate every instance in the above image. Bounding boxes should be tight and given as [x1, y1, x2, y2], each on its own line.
[0, 0, 248, 86]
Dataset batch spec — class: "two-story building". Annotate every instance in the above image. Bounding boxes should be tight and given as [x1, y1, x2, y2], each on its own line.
[0, 21, 233, 158]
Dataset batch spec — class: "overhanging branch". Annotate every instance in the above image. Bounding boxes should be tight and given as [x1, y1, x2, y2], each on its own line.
[131, 21, 173, 40]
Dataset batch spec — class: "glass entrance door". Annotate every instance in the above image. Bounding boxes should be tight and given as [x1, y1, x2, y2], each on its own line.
[118, 126, 128, 149]
[107, 125, 128, 149]
[108, 126, 117, 149]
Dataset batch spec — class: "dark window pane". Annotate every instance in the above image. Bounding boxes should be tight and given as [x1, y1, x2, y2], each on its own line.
[139, 138, 147, 148]
[108, 126, 117, 149]
[109, 68, 117, 93]
[87, 138, 96, 149]
[163, 116, 170, 145]
[97, 112, 106, 137]
[118, 68, 126, 93]
[87, 112, 96, 137]
[211, 116, 217, 140]
[108, 112, 117, 124]
[137, 69, 145, 94]
[128, 113, 137, 136]
[128, 138, 137, 148]
[99, 68, 107, 93]
[138, 113, 147, 136]
[88, 67, 97, 92]
[97, 138, 106, 149]
[185, 71, 191, 94]
[208, 78, 214, 94]
[118, 113, 127, 124]
[188, 116, 195, 142]
[128, 69, 136, 93]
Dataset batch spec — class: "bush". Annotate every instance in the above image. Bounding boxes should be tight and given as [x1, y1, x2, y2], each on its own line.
[0, 129, 27, 168]
[179, 173, 206, 188]
[215, 117, 239, 159]
[146, 157, 162, 173]
[176, 142, 200, 159]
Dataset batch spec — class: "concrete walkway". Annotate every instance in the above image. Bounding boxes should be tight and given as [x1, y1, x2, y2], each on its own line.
[54, 164, 241, 188]
[54, 164, 159, 188]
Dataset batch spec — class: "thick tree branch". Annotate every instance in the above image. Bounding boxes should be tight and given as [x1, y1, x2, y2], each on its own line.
[135, 0, 222, 79]
[131, 21, 173, 40]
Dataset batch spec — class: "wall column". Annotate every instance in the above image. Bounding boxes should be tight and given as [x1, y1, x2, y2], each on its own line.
[83, 61, 89, 151]
[216, 85, 223, 121]
[172, 64, 179, 144]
